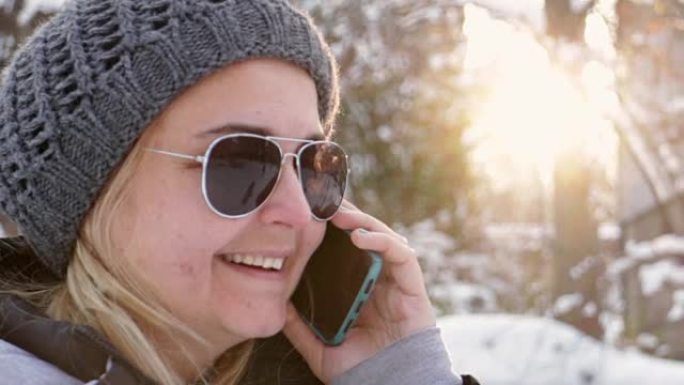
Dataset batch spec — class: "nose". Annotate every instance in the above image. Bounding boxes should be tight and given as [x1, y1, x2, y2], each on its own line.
[257, 158, 311, 228]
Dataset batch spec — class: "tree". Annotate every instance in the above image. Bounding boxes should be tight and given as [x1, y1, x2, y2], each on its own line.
[613, 0, 684, 359]
[544, 0, 684, 353]
[0, 0, 54, 70]
[300, 0, 476, 239]
[537, 0, 605, 338]
[545, 0, 596, 42]
[553, 147, 602, 338]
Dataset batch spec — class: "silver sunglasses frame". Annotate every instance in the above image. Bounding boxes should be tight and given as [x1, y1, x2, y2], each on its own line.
[144, 133, 349, 221]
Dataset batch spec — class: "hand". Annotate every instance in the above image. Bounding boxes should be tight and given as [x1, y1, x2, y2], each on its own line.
[283, 200, 436, 383]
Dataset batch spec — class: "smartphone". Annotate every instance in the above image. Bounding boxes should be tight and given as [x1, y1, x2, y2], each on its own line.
[291, 222, 383, 346]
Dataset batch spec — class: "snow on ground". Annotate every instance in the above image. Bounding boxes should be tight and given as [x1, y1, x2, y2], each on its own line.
[439, 314, 684, 385]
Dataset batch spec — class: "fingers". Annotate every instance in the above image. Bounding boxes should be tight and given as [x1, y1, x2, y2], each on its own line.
[332, 200, 423, 297]
[350, 230, 426, 298]
[332, 200, 434, 328]
[334, 200, 409, 246]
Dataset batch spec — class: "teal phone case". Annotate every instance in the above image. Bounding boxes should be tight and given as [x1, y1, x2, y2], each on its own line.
[307, 250, 383, 346]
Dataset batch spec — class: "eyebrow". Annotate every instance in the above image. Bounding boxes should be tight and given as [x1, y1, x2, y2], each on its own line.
[196, 123, 325, 142]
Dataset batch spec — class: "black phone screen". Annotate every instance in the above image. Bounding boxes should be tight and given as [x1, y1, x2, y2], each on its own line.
[291, 223, 376, 341]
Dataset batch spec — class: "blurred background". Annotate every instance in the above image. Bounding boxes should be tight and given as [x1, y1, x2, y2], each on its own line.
[2, 0, 684, 383]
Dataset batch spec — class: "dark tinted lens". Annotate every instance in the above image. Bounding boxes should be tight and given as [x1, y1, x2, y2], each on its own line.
[299, 142, 348, 219]
[205, 136, 281, 216]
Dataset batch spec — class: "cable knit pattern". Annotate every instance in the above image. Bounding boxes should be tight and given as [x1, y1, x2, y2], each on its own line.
[0, 0, 339, 278]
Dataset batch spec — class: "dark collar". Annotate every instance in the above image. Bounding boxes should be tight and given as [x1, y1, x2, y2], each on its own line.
[0, 294, 158, 384]
[0, 294, 156, 384]
[0, 235, 157, 385]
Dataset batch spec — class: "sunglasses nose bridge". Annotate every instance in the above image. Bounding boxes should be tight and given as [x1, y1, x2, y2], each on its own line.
[280, 152, 300, 171]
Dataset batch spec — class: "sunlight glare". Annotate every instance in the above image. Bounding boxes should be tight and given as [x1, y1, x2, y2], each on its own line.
[463, 4, 617, 189]
[584, 10, 616, 59]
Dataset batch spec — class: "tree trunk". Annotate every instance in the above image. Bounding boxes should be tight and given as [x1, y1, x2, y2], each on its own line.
[553, 149, 603, 339]
[545, 0, 595, 42]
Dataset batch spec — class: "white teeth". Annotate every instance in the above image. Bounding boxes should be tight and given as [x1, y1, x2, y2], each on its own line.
[273, 259, 284, 270]
[225, 254, 285, 271]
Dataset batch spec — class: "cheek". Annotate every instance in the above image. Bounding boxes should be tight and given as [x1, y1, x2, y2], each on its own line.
[121, 219, 221, 319]
[304, 224, 326, 258]
[114, 169, 214, 284]
[133, 166, 206, 241]
[289, 222, 326, 291]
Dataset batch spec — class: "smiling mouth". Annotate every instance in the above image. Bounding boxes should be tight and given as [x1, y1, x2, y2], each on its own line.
[219, 253, 285, 271]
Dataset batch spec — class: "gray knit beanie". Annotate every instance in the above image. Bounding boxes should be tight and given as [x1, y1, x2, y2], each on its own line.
[0, 0, 339, 278]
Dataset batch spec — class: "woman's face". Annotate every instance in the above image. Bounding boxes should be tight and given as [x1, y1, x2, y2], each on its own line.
[112, 59, 326, 349]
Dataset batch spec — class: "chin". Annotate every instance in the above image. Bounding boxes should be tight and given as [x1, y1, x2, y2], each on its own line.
[242, 318, 286, 339]
[227, 306, 288, 339]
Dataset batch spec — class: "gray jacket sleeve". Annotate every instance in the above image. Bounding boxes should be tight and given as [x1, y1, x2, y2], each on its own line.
[331, 327, 463, 385]
[0, 339, 83, 385]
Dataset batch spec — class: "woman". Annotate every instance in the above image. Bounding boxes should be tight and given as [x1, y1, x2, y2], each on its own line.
[0, 1, 474, 384]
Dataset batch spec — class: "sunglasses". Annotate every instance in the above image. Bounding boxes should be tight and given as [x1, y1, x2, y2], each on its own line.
[145, 133, 349, 221]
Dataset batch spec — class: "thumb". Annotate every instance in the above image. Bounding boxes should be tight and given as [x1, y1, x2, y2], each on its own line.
[283, 303, 326, 380]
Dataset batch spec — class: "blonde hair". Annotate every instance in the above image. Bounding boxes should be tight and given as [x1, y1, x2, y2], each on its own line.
[44, 129, 253, 384]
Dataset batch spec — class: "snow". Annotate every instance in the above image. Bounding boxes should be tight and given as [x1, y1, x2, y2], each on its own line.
[605, 235, 684, 332]
[16, 0, 64, 25]
[553, 293, 584, 315]
[439, 313, 684, 384]
[639, 260, 684, 296]
[636, 333, 659, 350]
[609, 234, 684, 276]
[484, 223, 551, 241]
[402, 219, 457, 267]
[625, 234, 684, 259]
[668, 97, 684, 114]
[471, 0, 545, 31]
[571, 0, 594, 13]
[600, 311, 625, 347]
[0, 0, 15, 13]
[431, 283, 499, 313]
[598, 222, 620, 241]
[570, 256, 599, 280]
[582, 302, 597, 317]
[667, 290, 684, 322]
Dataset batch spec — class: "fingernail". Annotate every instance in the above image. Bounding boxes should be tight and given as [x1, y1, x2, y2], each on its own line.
[357, 228, 368, 234]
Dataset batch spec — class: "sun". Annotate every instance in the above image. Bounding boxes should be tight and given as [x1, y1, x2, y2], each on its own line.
[463, 4, 617, 189]
[470, 64, 598, 167]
